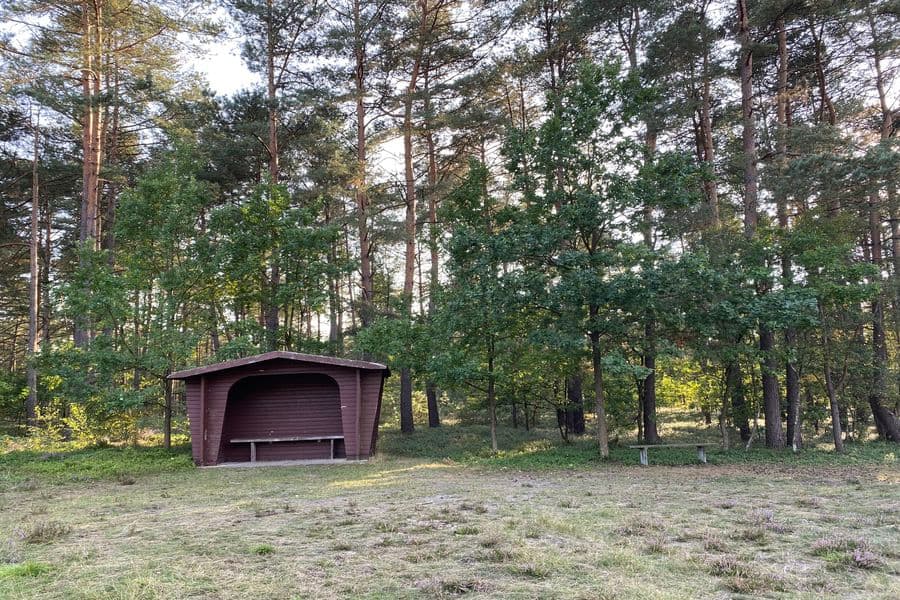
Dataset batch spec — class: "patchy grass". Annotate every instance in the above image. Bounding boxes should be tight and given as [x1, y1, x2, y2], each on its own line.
[0, 562, 51, 579]
[0, 425, 898, 598]
[251, 543, 275, 555]
[0, 445, 193, 486]
[19, 521, 70, 545]
[379, 421, 899, 470]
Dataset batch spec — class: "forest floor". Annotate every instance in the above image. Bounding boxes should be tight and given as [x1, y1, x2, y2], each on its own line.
[0, 426, 898, 599]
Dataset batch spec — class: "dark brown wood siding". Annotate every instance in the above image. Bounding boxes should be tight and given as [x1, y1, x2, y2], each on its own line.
[219, 374, 343, 462]
[180, 357, 386, 465]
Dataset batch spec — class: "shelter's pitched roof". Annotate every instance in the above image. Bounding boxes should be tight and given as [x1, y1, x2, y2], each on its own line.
[168, 351, 388, 380]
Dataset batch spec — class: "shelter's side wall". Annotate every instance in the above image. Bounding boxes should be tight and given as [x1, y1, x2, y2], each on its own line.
[185, 382, 202, 464]
[182, 359, 384, 465]
[356, 371, 384, 458]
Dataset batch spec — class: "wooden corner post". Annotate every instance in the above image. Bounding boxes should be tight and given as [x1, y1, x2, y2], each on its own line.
[199, 375, 207, 466]
[355, 369, 362, 460]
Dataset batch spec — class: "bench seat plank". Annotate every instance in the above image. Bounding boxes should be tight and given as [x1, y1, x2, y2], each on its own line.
[231, 435, 345, 461]
[628, 443, 710, 466]
[628, 443, 708, 449]
[231, 435, 344, 443]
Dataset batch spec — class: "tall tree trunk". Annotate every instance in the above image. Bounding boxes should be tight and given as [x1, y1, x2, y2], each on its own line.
[868, 196, 900, 441]
[163, 376, 173, 450]
[738, 0, 757, 239]
[589, 305, 609, 458]
[424, 74, 440, 427]
[809, 21, 836, 126]
[41, 193, 52, 346]
[699, 44, 719, 225]
[399, 4, 427, 434]
[101, 50, 120, 262]
[727, 360, 752, 442]
[566, 372, 585, 435]
[488, 337, 497, 452]
[26, 119, 40, 427]
[775, 17, 801, 450]
[759, 327, 785, 447]
[262, 0, 280, 350]
[819, 301, 844, 452]
[75, 0, 104, 348]
[867, 6, 900, 442]
[353, 1, 374, 327]
[739, 0, 784, 448]
[640, 127, 660, 443]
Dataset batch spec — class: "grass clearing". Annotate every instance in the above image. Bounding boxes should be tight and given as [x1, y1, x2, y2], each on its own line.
[0, 424, 897, 598]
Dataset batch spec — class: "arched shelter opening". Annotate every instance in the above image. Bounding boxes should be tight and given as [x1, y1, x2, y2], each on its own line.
[168, 351, 389, 466]
[219, 373, 344, 462]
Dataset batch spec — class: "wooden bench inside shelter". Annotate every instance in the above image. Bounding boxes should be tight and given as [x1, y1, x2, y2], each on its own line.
[231, 436, 345, 462]
[628, 443, 709, 466]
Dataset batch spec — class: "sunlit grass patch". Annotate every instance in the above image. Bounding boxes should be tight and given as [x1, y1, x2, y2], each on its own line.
[251, 543, 274, 555]
[0, 562, 51, 579]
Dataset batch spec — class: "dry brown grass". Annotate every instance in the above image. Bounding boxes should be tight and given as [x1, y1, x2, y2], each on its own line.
[0, 457, 897, 599]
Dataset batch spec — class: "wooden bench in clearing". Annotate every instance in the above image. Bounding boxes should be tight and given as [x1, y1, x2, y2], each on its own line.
[628, 443, 709, 466]
[230, 436, 345, 462]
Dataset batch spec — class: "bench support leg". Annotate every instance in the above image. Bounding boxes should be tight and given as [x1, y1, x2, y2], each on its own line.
[330, 439, 334, 460]
[250, 442, 256, 463]
[697, 446, 707, 464]
[639, 448, 648, 466]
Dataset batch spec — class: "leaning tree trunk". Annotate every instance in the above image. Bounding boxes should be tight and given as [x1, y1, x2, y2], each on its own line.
[865, 7, 900, 442]
[867, 196, 900, 441]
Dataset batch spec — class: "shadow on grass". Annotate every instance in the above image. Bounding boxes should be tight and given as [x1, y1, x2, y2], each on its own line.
[2, 423, 895, 487]
[0, 444, 193, 486]
[378, 424, 898, 470]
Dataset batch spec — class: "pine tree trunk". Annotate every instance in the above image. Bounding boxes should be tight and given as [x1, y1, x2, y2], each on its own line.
[866, 7, 900, 442]
[819, 302, 844, 451]
[699, 44, 719, 225]
[776, 17, 801, 450]
[424, 78, 440, 428]
[641, 320, 659, 443]
[488, 339, 497, 452]
[566, 373, 585, 435]
[26, 120, 40, 427]
[589, 307, 609, 458]
[739, 0, 784, 448]
[163, 377, 173, 450]
[75, 0, 104, 348]
[354, 18, 373, 327]
[262, 0, 280, 350]
[868, 197, 900, 441]
[727, 360, 751, 442]
[399, 6, 426, 435]
[738, 0, 757, 239]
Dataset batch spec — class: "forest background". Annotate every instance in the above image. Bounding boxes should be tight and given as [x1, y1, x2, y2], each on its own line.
[0, 0, 898, 456]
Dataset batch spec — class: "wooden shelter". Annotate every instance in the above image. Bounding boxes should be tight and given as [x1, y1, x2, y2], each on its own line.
[168, 351, 389, 466]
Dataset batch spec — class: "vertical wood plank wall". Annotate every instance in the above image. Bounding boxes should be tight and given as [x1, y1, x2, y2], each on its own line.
[183, 358, 385, 465]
